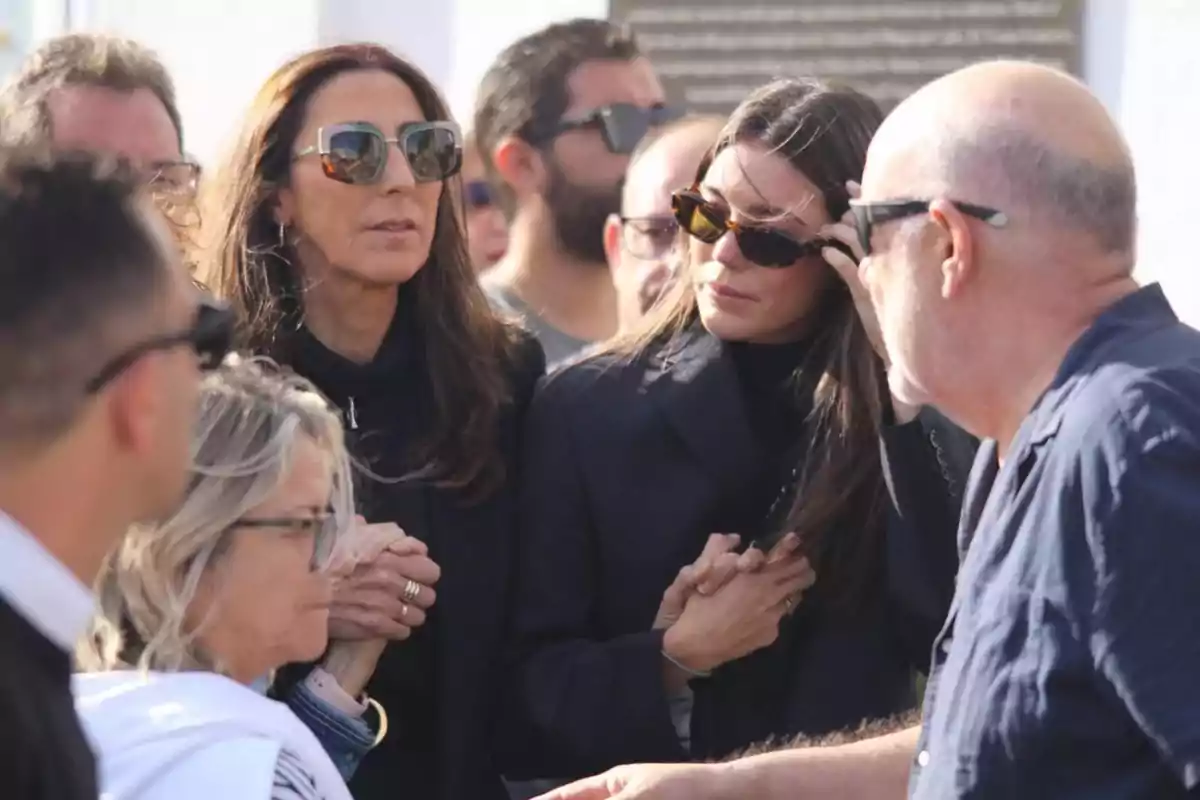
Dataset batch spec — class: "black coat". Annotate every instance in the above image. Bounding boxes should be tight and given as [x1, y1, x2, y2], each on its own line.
[278, 309, 545, 800]
[499, 326, 973, 779]
[0, 599, 97, 800]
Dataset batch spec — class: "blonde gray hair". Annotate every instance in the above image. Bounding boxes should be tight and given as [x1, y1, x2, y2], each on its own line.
[77, 356, 354, 673]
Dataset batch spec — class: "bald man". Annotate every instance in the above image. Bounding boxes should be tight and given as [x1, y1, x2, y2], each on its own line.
[603, 115, 724, 332]
[540, 61, 1200, 800]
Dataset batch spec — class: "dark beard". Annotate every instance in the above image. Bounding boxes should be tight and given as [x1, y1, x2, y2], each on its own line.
[543, 158, 622, 266]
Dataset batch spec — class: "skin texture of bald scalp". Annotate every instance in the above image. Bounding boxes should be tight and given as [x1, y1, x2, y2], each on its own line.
[857, 60, 1141, 452]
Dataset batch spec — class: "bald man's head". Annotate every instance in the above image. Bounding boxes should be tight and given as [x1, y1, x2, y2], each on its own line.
[865, 60, 1136, 256]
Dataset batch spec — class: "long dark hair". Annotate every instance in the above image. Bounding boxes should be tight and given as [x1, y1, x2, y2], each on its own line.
[608, 78, 888, 610]
[197, 43, 523, 496]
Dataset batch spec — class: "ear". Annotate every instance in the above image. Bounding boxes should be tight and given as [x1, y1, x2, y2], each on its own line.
[492, 135, 547, 201]
[603, 213, 623, 273]
[273, 185, 295, 229]
[105, 356, 164, 458]
[929, 198, 975, 300]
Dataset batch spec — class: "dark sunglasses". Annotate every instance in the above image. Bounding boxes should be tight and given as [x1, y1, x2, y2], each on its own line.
[295, 121, 463, 185]
[549, 103, 683, 155]
[672, 189, 843, 268]
[85, 297, 234, 393]
[233, 507, 338, 571]
[464, 180, 494, 210]
[849, 199, 1009, 255]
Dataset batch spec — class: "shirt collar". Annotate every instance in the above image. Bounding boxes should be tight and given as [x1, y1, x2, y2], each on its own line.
[0, 509, 95, 651]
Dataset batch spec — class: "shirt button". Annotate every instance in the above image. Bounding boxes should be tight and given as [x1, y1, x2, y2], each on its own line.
[917, 750, 931, 767]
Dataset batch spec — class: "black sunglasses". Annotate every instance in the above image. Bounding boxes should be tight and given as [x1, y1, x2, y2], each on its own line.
[672, 189, 848, 268]
[233, 507, 338, 571]
[294, 121, 463, 185]
[464, 180, 493, 210]
[546, 103, 683, 155]
[85, 297, 234, 393]
[849, 199, 1009, 255]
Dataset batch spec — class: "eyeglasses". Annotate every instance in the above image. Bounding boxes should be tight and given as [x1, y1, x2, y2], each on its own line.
[464, 180, 494, 210]
[544, 104, 683, 155]
[849, 199, 1009, 255]
[233, 507, 338, 571]
[294, 121, 463, 185]
[84, 297, 234, 393]
[672, 189, 837, 268]
[620, 215, 679, 260]
[145, 159, 201, 197]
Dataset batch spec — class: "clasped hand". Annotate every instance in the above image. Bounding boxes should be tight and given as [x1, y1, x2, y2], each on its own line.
[326, 517, 441, 641]
[657, 532, 816, 676]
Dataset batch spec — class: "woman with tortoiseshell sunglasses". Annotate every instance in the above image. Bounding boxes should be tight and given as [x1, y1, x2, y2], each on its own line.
[500, 78, 976, 780]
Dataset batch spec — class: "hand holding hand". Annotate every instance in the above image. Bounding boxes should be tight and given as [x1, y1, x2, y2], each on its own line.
[662, 553, 816, 674]
[328, 520, 441, 641]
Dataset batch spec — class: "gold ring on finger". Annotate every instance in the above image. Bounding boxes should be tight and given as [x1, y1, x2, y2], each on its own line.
[403, 579, 420, 601]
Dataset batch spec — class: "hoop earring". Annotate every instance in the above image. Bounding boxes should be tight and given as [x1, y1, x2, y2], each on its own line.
[278, 222, 288, 249]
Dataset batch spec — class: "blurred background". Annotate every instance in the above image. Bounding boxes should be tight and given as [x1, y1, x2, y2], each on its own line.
[3, 0, 1196, 322]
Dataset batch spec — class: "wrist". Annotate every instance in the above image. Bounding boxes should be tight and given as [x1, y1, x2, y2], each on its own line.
[321, 639, 387, 697]
[662, 625, 714, 674]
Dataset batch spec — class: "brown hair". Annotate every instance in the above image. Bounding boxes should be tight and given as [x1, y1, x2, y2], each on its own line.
[606, 78, 888, 611]
[0, 33, 182, 149]
[196, 43, 523, 496]
[473, 18, 640, 217]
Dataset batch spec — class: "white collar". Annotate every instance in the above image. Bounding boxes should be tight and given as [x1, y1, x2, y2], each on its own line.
[0, 509, 94, 651]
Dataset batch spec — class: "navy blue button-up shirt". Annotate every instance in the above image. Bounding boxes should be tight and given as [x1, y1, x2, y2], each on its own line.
[911, 285, 1200, 798]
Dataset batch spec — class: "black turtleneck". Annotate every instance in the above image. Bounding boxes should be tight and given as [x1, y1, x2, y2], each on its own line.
[281, 293, 440, 796]
[722, 339, 813, 541]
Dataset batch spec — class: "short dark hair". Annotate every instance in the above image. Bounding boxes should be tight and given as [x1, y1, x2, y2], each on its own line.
[473, 18, 640, 209]
[945, 124, 1137, 254]
[0, 149, 172, 443]
[0, 33, 183, 149]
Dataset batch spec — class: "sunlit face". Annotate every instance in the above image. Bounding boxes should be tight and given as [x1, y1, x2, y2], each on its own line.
[460, 142, 508, 272]
[610, 121, 720, 330]
[191, 435, 336, 681]
[48, 85, 181, 165]
[858, 150, 944, 406]
[690, 142, 836, 344]
[278, 69, 443, 288]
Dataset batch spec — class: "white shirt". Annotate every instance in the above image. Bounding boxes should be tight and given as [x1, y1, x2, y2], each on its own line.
[0, 509, 94, 650]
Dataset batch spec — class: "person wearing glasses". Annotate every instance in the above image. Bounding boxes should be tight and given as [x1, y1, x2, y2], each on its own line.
[74, 358, 374, 800]
[0, 150, 230, 800]
[474, 19, 680, 365]
[502, 78, 973, 781]
[460, 132, 510, 274]
[0, 34, 203, 261]
[603, 114, 726, 334]
[197, 44, 545, 800]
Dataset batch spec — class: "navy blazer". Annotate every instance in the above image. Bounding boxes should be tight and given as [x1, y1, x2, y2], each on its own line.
[499, 326, 973, 779]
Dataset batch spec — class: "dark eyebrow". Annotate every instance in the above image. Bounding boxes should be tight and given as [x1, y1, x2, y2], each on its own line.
[701, 183, 807, 227]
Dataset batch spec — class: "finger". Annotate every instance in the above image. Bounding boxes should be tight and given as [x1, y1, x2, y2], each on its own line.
[697, 552, 741, 595]
[371, 552, 442, 586]
[329, 605, 410, 640]
[535, 774, 624, 800]
[769, 555, 816, 585]
[383, 535, 427, 557]
[399, 602, 427, 628]
[735, 547, 767, 573]
[765, 532, 801, 564]
[846, 179, 861, 199]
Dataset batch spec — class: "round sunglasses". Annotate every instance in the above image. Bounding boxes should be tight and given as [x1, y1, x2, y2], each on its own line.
[294, 121, 463, 185]
[671, 189, 846, 268]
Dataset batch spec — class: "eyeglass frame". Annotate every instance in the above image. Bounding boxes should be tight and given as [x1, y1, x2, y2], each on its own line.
[84, 296, 235, 394]
[531, 103, 684, 155]
[294, 120, 464, 185]
[618, 214, 680, 260]
[232, 508, 338, 571]
[849, 198, 1008, 256]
